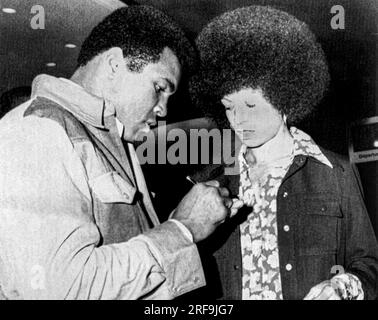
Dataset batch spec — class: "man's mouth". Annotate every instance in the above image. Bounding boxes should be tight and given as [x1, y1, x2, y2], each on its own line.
[142, 123, 151, 133]
[140, 120, 157, 133]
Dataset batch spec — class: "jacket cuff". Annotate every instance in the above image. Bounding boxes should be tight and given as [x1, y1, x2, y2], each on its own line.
[141, 220, 206, 298]
[168, 219, 194, 242]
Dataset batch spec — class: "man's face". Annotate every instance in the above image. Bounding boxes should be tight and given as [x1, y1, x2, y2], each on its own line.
[221, 87, 284, 148]
[108, 47, 181, 142]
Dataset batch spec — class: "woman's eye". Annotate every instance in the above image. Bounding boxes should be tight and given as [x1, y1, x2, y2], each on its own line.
[245, 102, 256, 108]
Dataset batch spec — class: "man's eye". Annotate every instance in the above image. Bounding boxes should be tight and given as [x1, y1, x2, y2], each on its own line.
[154, 84, 162, 93]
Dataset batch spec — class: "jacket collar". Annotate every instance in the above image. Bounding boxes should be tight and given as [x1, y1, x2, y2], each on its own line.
[191, 127, 333, 191]
[238, 126, 333, 170]
[31, 74, 109, 130]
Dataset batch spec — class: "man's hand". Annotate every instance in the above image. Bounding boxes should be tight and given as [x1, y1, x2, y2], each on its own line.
[172, 180, 232, 243]
[303, 280, 341, 300]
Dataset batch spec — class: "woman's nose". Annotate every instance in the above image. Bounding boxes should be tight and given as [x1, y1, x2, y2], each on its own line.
[234, 108, 248, 125]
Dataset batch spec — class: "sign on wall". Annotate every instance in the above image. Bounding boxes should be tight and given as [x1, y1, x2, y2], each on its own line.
[349, 116, 378, 163]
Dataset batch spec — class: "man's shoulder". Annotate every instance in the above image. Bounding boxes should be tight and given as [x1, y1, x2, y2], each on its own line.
[23, 96, 90, 142]
[0, 98, 83, 153]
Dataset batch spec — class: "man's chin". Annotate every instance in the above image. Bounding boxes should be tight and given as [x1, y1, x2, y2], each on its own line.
[132, 129, 152, 142]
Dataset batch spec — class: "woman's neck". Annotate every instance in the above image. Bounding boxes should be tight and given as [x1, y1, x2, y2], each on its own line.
[245, 123, 293, 166]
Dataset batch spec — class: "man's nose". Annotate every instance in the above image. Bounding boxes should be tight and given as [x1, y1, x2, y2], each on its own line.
[154, 97, 168, 118]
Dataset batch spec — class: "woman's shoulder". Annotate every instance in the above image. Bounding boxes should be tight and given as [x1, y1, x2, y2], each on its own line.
[318, 147, 351, 171]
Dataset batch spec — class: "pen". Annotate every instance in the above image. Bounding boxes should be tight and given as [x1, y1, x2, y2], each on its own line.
[186, 176, 197, 185]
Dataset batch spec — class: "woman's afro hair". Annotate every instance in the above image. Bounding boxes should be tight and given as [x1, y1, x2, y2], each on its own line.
[190, 5, 330, 127]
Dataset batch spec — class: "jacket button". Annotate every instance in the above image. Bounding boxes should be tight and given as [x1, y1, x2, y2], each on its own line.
[283, 225, 290, 232]
[285, 263, 293, 271]
[233, 265, 240, 270]
[321, 206, 327, 212]
[283, 192, 288, 198]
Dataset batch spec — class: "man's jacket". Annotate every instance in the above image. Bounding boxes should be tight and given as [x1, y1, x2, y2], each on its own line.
[0, 75, 205, 299]
[185, 150, 378, 300]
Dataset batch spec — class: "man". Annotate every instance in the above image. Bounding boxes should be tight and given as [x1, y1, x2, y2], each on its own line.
[0, 5, 230, 299]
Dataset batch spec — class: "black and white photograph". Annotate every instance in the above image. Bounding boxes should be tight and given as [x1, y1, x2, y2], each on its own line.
[0, 0, 378, 304]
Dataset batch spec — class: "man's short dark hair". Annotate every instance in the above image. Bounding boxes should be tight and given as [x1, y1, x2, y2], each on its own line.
[190, 5, 330, 127]
[78, 5, 197, 75]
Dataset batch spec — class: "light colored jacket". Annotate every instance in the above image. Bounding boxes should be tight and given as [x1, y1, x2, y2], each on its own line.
[0, 75, 205, 299]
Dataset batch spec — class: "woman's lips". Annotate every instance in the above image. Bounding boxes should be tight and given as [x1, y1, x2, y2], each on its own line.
[236, 129, 255, 140]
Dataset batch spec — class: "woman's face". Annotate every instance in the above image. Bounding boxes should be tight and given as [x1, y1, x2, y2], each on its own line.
[221, 88, 284, 148]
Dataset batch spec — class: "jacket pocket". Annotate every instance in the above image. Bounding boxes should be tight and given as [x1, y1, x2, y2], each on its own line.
[295, 194, 342, 256]
[89, 171, 136, 204]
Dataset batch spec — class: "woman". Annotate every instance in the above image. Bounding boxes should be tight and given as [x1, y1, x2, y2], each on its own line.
[187, 5, 378, 300]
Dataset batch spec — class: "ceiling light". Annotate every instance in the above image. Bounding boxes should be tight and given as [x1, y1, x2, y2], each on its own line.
[46, 62, 56, 67]
[374, 141, 378, 148]
[65, 43, 77, 49]
[2, 8, 16, 14]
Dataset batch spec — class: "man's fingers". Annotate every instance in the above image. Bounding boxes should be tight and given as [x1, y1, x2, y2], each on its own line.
[223, 197, 233, 209]
[231, 199, 244, 209]
[230, 199, 244, 218]
[230, 208, 238, 218]
[218, 187, 230, 198]
[203, 180, 220, 188]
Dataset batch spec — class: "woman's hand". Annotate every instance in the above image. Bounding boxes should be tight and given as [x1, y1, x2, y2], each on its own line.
[303, 280, 341, 300]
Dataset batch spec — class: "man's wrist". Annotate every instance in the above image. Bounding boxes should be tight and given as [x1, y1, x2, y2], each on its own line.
[169, 219, 194, 243]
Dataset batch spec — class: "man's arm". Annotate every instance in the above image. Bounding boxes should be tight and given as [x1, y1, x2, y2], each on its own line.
[0, 117, 229, 299]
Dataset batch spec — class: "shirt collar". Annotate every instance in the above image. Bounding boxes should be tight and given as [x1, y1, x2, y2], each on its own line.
[238, 126, 333, 169]
[31, 74, 111, 129]
[290, 127, 333, 168]
[115, 117, 125, 138]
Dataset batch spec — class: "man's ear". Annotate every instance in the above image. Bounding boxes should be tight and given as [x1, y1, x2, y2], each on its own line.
[103, 47, 125, 79]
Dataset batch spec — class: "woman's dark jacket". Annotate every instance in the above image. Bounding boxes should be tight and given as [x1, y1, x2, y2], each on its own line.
[184, 149, 378, 300]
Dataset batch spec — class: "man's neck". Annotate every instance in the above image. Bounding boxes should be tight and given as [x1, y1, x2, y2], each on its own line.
[245, 123, 293, 166]
[70, 61, 104, 100]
